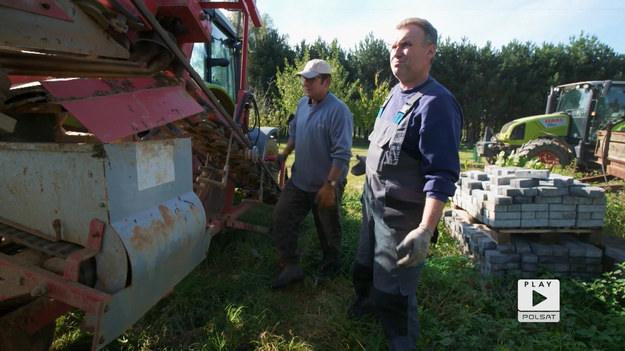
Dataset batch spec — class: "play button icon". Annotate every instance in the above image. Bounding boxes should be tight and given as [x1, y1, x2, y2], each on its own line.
[518, 279, 560, 322]
[518, 279, 560, 311]
[533, 289, 548, 307]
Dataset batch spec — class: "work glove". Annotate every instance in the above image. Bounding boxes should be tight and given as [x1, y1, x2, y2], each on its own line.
[350, 155, 366, 176]
[396, 224, 433, 267]
[315, 182, 336, 208]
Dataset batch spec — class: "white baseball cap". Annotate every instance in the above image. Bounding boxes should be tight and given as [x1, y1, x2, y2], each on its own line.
[295, 59, 331, 78]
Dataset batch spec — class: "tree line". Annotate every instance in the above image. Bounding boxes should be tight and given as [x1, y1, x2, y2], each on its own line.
[246, 15, 625, 144]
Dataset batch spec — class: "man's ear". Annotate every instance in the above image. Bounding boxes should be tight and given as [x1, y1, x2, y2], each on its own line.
[324, 77, 332, 88]
[426, 44, 436, 61]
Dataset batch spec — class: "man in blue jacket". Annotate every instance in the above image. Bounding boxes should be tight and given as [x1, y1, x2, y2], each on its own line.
[271, 59, 353, 288]
[350, 18, 463, 350]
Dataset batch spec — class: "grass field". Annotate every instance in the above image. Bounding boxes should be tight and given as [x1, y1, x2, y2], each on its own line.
[52, 142, 625, 351]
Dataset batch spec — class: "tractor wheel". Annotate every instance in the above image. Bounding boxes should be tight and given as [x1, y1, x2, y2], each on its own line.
[517, 138, 572, 166]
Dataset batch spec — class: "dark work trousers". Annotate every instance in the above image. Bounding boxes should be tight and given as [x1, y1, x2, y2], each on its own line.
[353, 101, 428, 350]
[354, 183, 423, 351]
[272, 179, 345, 268]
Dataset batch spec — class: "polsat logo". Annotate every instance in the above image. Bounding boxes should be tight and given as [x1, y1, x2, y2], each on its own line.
[540, 117, 566, 128]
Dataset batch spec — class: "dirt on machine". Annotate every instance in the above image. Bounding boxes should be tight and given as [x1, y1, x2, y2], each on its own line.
[477, 80, 625, 170]
[0, 1, 283, 350]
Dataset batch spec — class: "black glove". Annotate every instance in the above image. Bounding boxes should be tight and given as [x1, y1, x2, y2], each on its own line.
[350, 155, 366, 176]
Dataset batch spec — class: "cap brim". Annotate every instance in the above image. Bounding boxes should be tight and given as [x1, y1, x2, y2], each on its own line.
[295, 71, 318, 78]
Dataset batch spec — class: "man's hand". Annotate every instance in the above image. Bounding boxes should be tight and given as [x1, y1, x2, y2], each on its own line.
[315, 182, 336, 208]
[396, 224, 433, 267]
[275, 153, 287, 166]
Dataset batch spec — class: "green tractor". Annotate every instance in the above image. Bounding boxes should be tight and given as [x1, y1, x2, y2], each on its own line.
[477, 80, 625, 167]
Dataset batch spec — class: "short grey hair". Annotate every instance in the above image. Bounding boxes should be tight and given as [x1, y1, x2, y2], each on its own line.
[396, 18, 438, 47]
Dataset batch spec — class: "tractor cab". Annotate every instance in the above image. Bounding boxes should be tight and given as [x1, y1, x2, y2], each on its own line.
[190, 8, 241, 116]
[477, 80, 625, 167]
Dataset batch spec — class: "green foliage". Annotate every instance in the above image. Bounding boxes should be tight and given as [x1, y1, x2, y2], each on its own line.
[248, 16, 625, 146]
[604, 190, 625, 237]
[580, 263, 625, 311]
[347, 32, 393, 92]
[494, 149, 547, 169]
[350, 74, 390, 136]
[272, 52, 358, 135]
[273, 54, 307, 127]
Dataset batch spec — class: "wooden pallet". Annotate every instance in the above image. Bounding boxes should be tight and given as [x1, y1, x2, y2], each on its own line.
[452, 208, 602, 245]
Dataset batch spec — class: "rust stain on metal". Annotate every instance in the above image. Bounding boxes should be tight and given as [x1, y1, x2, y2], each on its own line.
[159, 205, 175, 227]
[129, 205, 177, 252]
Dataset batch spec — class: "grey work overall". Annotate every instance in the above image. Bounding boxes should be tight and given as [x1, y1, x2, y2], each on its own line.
[354, 86, 434, 351]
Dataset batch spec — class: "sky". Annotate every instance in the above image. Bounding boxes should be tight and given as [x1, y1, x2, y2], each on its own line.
[254, 0, 624, 54]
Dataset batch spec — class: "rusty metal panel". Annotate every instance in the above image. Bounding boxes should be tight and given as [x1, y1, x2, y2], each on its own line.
[0, 0, 129, 58]
[85, 138, 209, 350]
[41, 78, 158, 100]
[156, 0, 212, 43]
[91, 192, 209, 350]
[104, 138, 207, 286]
[54, 84, 205, 142]
[0, 142, 109, 243]
[0, 0, 73, 20]
[1, 138, 208, 350]
[103, 139, 196, 222]
[0, 142, 128, 293]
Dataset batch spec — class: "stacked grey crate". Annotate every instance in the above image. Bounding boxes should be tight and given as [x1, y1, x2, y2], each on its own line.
[452, 166, 606, 228]
[444, 166, 605, 279]
[443, 209, 603, 279]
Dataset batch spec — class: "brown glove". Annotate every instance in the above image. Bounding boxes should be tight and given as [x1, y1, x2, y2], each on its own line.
[315, 182, 336, 208]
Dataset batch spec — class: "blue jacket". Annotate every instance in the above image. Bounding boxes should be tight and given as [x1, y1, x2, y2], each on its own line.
[379, 77, 463, 202]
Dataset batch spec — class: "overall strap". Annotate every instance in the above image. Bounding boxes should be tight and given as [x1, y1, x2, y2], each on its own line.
[393, 81, 439, 124]
[376, 93, 394, 118]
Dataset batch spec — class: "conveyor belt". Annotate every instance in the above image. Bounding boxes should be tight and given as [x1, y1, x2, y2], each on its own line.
[0, 222, 81, 258]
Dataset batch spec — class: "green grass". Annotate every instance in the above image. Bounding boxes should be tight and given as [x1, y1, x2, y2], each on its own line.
[51, 144, 625, 350]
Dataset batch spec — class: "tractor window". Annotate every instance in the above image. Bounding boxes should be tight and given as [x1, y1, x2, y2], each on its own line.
[190, 43, 209, 82]
[556, 88, 591, 118]
[557, 87, 593, 142]
[589, 84, 625, 138]
[604, 86, 625, 124]
[510, 124, 525, 140]
[210, 25, 237, 101]
[189, 27, 237, 102]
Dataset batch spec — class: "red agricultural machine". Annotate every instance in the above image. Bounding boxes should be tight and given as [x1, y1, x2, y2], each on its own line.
[0, 1, 282, 349]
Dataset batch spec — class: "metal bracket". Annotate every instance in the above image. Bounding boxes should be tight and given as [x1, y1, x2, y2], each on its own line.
[196, 132, 234, 189]
[63, 219, 104, 282]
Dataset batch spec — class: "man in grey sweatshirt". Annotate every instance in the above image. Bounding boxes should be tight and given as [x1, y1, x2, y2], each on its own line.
[271, 59, 353, 288]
